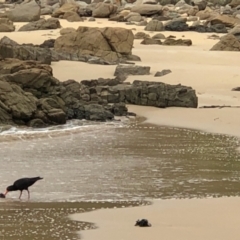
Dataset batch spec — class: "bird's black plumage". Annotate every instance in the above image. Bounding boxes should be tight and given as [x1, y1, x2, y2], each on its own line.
[5, 177, 43, 199]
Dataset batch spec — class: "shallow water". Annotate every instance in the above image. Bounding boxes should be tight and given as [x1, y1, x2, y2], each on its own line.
[1, 118, 240, 239]
[0, 119, 240, 201]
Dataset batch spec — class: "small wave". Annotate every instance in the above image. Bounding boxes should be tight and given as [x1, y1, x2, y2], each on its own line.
[0, 118, 130, 142]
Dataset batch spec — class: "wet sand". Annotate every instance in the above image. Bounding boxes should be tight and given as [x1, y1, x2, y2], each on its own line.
[0, 200, 147, 240]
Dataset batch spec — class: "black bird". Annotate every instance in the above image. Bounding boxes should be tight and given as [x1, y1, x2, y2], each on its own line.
[4, 177, 43, 200]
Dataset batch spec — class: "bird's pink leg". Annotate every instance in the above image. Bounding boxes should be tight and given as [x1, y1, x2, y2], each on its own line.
[19, 191, 22, 199]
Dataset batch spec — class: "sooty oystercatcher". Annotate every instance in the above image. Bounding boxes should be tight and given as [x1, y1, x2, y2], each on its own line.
[4, 177, 43, 200]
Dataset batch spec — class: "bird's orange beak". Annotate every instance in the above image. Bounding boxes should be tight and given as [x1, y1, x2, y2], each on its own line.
[4, 190, 8, 196]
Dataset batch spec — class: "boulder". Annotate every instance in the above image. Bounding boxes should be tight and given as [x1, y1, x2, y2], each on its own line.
[229, 0, 240, 8]
[18, 18, 61, 31]
[164, 18, 189, 31]
[229, 25, 240, 40]
[39, 39, 55, 48]
[134, 32, 150, 39]
[0, 37, 52, 64]
[0, 78, 37, 122]
[54, 26, 134, 63]
[62, 11, 84, 21]
[60, 27, 76, 35]
[191, 0, 207, 10]
[125, 12, 143, 22]
[0, 18, 15, 32]
[195, 7, 214, 20]
[163, 38, 192, 46]
[125, 80, 198, 108]
[144, 19, 164, 31]
[41, 6, 53, 15]
[52, 3, 79, 18]
[47, 0, 59, 5]
[92, 2, 117, 17]
[0, 58, 52, 75]
[7, 0, 40, 22]
[152, 33, 166, 39]
[210, 34, 240, 51]
[37, 98, 66, 124]
[84, 104, 114, 121]
[206, 14, 240, 28]
[154, 69, 172, 77]
[189, 22, 227, 33]
[131, 4, 162, 16]
[114, 65, 150, 76]
[141, 38, 162, 44]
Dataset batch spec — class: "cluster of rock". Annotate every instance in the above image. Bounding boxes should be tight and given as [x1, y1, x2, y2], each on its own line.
[1, 0, 240, 33]
[0, 58, 198, 127]
[0, 25, 139, 65]
[0, 0, 240, 52]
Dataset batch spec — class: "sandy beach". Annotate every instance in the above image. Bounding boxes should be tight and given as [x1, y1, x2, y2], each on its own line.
[1, 16, 240, 240]
[72, 197, 240, 240]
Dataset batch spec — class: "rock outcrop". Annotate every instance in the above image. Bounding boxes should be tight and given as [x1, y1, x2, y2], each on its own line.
[54, 26, 135, 64]
[0, 37, 52, 64]
[0, 58, 198, 127]
[80, 79, 198, 108]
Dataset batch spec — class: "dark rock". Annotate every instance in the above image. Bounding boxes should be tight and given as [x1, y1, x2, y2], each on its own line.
[152, 33, 166, 39]
[144, 19, 164, 31]
[134, 32, 150, 39]
[54, 26, 134, 64]
[18, 18, 61, 31]
[189, 23, 227, 33]
[210, 34, 240, 51]
[154, 69, 172, 77]
[0, 18, 15, 32]
[163, 38, 192, 46]
[114, 65, 150, 76]
[136, 20, 148, 26]
[27, 118, 47, 128]
[7, 0, 41, 22]
[111, 102, 128, 116]
[62, 11, 84, 22]
[141, 38, 162, 45]
[232, 87, 240, 91]
[135, 219, 151, 227]
[164, 18, 189, 31]
[130, 4, 162, 16]
[84, 104, 114, 121]
[39, 39, 55, 48]
[0, 58, 198, 127]
[0, 37, 52, 64]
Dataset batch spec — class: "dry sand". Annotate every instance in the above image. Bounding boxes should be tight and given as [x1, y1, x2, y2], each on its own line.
[1, 17, 240, 239]
[71, 197, 240, 240]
